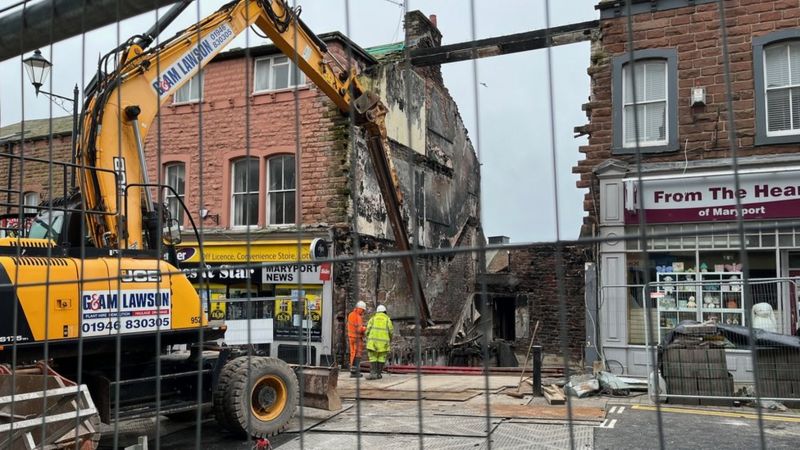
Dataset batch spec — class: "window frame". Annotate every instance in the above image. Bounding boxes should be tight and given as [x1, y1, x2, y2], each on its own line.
[612, 49, 679, 154]
[173, 72, 203, 105]
[230, 157, 260, 228]
[754, 29, 800, 146]
[163, 162, 186, 226]
[266, 154, 296, 226]
[252, 55, 307, 94]
[23, 191, 39, 214]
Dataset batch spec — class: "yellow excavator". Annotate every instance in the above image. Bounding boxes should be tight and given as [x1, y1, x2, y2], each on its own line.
[0, 0, 422, 447]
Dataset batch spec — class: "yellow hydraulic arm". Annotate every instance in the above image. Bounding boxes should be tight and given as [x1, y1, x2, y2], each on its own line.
[78, 0, 431, 322]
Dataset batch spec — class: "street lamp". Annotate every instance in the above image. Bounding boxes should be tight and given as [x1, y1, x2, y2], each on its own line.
[22, 50, 51, 96]
[22, 49, 79, 189]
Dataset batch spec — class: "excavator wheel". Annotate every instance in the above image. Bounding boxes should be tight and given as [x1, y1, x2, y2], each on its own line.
[213, 356, 298, 438]
[213, 355, 251, 431]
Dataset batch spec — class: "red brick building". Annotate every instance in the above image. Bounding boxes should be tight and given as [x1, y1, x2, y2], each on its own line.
[0, 116, 73, 235]
[142, 12, 481, 365]
[578, 0, 800, 378]
[0, 12, 481, 366]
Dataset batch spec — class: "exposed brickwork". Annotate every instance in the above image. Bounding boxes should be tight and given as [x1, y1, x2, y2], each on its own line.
[508, 245, 587, 360]
[576, 0, 800, 234]
[142, 41, 357, 229]
[0, 132, 72, 213]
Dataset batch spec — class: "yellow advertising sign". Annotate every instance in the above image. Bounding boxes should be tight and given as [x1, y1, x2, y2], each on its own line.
[209, 302, 226, 320]
[274, 297, 293, 324]
[305, 294, 322, 322]
[176, 240, 312, 264]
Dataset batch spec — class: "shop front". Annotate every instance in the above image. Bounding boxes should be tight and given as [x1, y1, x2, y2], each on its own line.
[175, 239, 333, 365]
[595, 160, 800, 379]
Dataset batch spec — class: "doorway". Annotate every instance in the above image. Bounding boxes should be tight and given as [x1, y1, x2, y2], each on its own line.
[493, 297, 516, 341]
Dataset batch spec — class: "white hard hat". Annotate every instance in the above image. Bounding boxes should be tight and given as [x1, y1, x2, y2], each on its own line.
[376, 305, 387, 313]
[356, 301, 367, 309]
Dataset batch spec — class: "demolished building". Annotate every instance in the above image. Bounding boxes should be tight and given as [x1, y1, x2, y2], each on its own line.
[139, 11, 482, 365]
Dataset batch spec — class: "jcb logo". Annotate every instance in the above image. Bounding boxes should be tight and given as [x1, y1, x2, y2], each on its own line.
[121, 269, 161, 283]
[113, 157, 127, 193]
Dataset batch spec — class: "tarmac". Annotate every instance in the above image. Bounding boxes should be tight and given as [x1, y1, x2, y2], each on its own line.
[102, 370, 800, 449]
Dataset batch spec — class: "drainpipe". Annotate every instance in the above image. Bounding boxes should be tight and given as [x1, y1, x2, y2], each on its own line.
[3, 141, 13, 215]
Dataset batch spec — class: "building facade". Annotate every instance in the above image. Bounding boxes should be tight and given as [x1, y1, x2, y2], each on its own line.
[0, 116, 73, 235]
[576, 0, 800, 378]
[143, 12, 481, 365]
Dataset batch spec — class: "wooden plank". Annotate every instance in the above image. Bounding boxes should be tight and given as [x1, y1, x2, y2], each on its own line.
[542, 384, 565, 405]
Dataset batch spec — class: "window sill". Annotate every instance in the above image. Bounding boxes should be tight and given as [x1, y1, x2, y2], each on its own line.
[612, 141, 679, 155]
[264, 224, 297, 230]
[228, 225, 261, 231]
[170, 100, 205, 108]
[252, 85, 310, 96]
[755, 132, 800, 146]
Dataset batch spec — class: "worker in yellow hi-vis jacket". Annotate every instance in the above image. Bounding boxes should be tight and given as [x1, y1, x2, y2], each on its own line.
[365, 304, 394, 380]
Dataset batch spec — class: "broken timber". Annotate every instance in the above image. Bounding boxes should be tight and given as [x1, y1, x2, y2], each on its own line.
[410, 20, 598, 67]
[542, 384, 566, 405]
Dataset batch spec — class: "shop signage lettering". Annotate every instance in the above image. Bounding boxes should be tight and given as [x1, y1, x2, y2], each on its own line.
[182, 264, 256, 281]
[151, 23, 234, 97]
[81, 289, 171, 337]
[174, 243, 311, 263]
[625, 170, 800, 224]
[263, 264, 322, 284]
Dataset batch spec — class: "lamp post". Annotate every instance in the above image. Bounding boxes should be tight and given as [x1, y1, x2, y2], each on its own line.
[22, 49, 79, 189]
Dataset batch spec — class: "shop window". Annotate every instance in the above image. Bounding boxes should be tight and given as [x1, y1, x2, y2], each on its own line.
[254, 56, 306, 93]
[627, 251, 696, 345]
[611, 49, 678, 154]
[267, 155, 295, 225]
[164, 163, 185, 225]
[273, 285, 323, 342]
[174, 73, 202, 104]
[231, 157, 260, 227]
[754, 30, 800, 145]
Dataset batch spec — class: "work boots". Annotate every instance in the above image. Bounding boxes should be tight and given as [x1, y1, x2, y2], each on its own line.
[377, 362, 384, 379]
[366, 364, 380, 380]
[350, 358, 363, 378]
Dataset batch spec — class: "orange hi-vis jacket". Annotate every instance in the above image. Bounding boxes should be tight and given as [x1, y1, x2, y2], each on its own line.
[347, 308, 366, 339]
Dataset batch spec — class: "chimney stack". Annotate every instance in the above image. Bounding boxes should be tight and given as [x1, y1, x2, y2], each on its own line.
[429, 14, 437, 28]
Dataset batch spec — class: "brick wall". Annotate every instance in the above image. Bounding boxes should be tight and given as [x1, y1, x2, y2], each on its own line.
[142, 40, 360, 229]
[575, 0, 800, 232]
[0, 134, 72, 213]
[509, 244, 587, 360]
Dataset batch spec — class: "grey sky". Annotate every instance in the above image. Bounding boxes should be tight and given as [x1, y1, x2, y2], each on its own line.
[0, 0, 597, 242]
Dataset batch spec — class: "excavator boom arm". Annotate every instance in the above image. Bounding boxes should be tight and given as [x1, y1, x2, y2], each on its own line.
[78, 0, 430, 322]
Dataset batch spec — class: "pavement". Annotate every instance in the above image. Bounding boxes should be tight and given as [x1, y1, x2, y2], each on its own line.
[100, 371, 800, 449]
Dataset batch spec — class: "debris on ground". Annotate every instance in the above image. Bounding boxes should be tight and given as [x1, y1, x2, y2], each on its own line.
[596, 371, 631, 396]
[757, 400, 789, 412]
[543, 384, 566, 405]
[564, 374, 600, 398]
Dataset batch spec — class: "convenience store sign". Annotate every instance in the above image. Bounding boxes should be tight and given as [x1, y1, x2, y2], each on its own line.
[624, 170, 800, 224]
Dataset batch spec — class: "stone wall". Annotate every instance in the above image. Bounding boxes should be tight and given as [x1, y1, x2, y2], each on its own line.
[508, 244, 588, 360]
[575, 0, 800, 233]
[0, 120, 72, 213]
[142, 40, 359, 229]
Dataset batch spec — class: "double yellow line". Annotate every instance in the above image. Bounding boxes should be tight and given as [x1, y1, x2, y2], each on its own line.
[632, 405, 800, 423]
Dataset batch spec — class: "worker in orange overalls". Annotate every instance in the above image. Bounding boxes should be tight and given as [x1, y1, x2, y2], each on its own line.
[347, 301, 368, 378]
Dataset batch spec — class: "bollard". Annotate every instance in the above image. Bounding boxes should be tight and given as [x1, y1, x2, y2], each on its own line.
[532, 345, 542, 396]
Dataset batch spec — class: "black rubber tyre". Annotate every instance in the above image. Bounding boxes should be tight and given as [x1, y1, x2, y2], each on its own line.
[215, 356, 298, 438]
[213, 356, 251, 432]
